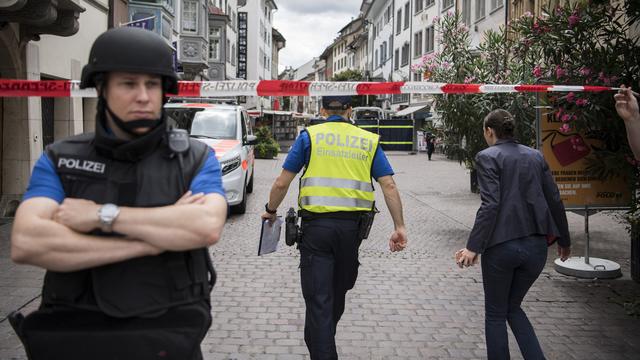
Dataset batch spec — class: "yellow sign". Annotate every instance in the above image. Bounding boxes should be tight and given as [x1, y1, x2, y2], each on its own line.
[540, 107, 631, 209]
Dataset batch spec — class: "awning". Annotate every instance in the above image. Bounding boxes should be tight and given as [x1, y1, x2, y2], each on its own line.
[395, 105, 429, 117]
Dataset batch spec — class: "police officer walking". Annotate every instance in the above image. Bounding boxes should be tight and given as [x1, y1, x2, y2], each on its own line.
[261, 96, 408, 359]
[10, 27, 227, 359]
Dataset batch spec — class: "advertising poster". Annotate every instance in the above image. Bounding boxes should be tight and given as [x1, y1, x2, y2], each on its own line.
[540, 104, 631, 210]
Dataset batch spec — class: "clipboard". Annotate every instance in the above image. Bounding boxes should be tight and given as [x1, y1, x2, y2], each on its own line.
[258, 217, 282, 256]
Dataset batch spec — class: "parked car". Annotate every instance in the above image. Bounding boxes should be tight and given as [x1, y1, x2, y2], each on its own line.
[164, 102, 257, 214]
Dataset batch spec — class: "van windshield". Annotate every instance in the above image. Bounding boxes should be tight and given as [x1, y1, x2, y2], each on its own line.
[190, 110, 237, 139]
[354, 109, 382, 120]
[166, 108, 237, 140]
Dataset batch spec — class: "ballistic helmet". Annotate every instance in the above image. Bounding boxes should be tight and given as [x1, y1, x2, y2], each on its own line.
[80, 27, 178, 94]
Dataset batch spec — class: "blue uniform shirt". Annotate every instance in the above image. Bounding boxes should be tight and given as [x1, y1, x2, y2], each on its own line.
[23, 148, 225, 203]
[282, 115, 394, 179]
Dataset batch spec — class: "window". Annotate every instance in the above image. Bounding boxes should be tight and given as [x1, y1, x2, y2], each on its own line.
[162, 16, 171, 39]
[463, 0, 471, 25]
[383, 41, 387, 61]
[425, 0, 434, 7]
[401, 43, 409, 66]
[208, 40, 219, 61]
[404, 2, 410, 29]
[373, 25, 377, 39]
[491, 0, 503, 11]
[231, 44, 236, 65]
[415, 0, 423, 13]
[226, 39, 230, 62]
[379, 44, 383, 64]
[396, 9, 402, 34]
[384, 6, 391, 23]
[414, 31, 423, 57]
[182, 1, 197, 32]
[442, 0, 454, 10]
[375, 49, 379, 68]
[425, 26, 434, 53]
[476, 0, 485, 20]
[209, 26, 221, 61]
[394, 49, 399, 70]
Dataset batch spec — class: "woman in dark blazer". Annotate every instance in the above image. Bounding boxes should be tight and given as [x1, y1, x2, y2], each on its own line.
[456, 109, 571, 360]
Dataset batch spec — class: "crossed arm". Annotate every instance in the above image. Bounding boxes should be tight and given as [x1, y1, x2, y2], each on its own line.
[11, 192, 227, 272]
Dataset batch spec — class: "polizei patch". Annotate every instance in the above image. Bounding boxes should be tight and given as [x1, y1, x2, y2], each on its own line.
[58, 157, 106, 174]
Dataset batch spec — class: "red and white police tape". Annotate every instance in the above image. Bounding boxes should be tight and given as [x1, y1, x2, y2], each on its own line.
[0, 78, 616, 98]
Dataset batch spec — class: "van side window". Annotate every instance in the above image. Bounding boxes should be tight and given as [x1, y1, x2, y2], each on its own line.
[240, 110, 248, 141]
[245, 112, 253, 135]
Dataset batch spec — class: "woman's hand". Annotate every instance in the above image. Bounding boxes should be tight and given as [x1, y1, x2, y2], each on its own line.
[455, 248, 478, 268]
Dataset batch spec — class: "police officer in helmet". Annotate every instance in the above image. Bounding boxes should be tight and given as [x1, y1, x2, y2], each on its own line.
[10, 27, 227, 359]
[262, 96, 408, 359]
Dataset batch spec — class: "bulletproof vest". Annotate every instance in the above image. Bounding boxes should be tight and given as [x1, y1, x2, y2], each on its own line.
[42, 132, 214, 318]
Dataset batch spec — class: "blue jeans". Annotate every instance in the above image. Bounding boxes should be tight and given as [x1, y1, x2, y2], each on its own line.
[481, 235, 548, 360]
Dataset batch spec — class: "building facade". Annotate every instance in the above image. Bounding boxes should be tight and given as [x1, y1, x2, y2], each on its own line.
[207, 0, 238, 81]
[238, 0, 277, 110]
[0, 0, 108, 216]
[271, 27, 285, 80]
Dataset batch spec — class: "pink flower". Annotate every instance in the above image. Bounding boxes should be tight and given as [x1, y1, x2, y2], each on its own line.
[559, 124, 571, 133]
[533, 66, 543, 77]
[433, 15, 440, 24]
[566, 92, 575, 103]
[568, 13, 580, 27]
[464, 76, 476, 84]
[579, 67, 591, 77]
[522, 11, 533, 18]
[555, 65, 566, 79]
[561, 114, 572, 122]
[576, 98, 589, 107]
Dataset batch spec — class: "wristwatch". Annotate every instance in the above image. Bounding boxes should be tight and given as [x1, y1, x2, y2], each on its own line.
[265, 203, 277, 214]
[98, 203, 120, 233]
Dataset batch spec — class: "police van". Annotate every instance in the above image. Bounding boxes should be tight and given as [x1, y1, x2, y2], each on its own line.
[165, 101, 257, 214]
[351, 106, 385, 121]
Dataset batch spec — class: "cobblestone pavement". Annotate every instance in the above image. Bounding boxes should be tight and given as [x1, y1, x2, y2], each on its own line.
[1, 152, 639, 359]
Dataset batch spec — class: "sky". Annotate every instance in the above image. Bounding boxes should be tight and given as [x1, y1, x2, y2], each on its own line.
[273, 0, 363, 75]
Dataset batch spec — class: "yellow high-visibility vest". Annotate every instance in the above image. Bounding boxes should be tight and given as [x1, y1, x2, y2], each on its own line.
[299, 121, 379, 213]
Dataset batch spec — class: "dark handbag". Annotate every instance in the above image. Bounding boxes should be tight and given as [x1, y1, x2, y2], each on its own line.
[9, 302, 211, 360]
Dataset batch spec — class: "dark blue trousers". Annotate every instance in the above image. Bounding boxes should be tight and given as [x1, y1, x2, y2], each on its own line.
[299, 217, 361, 360]
[481, 235, 548, 360]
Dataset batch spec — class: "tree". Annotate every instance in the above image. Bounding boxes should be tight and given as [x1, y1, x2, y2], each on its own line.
[332, 69, 370, 107]
[332, 69, 363, 81]
[412, 11, 536, 175]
